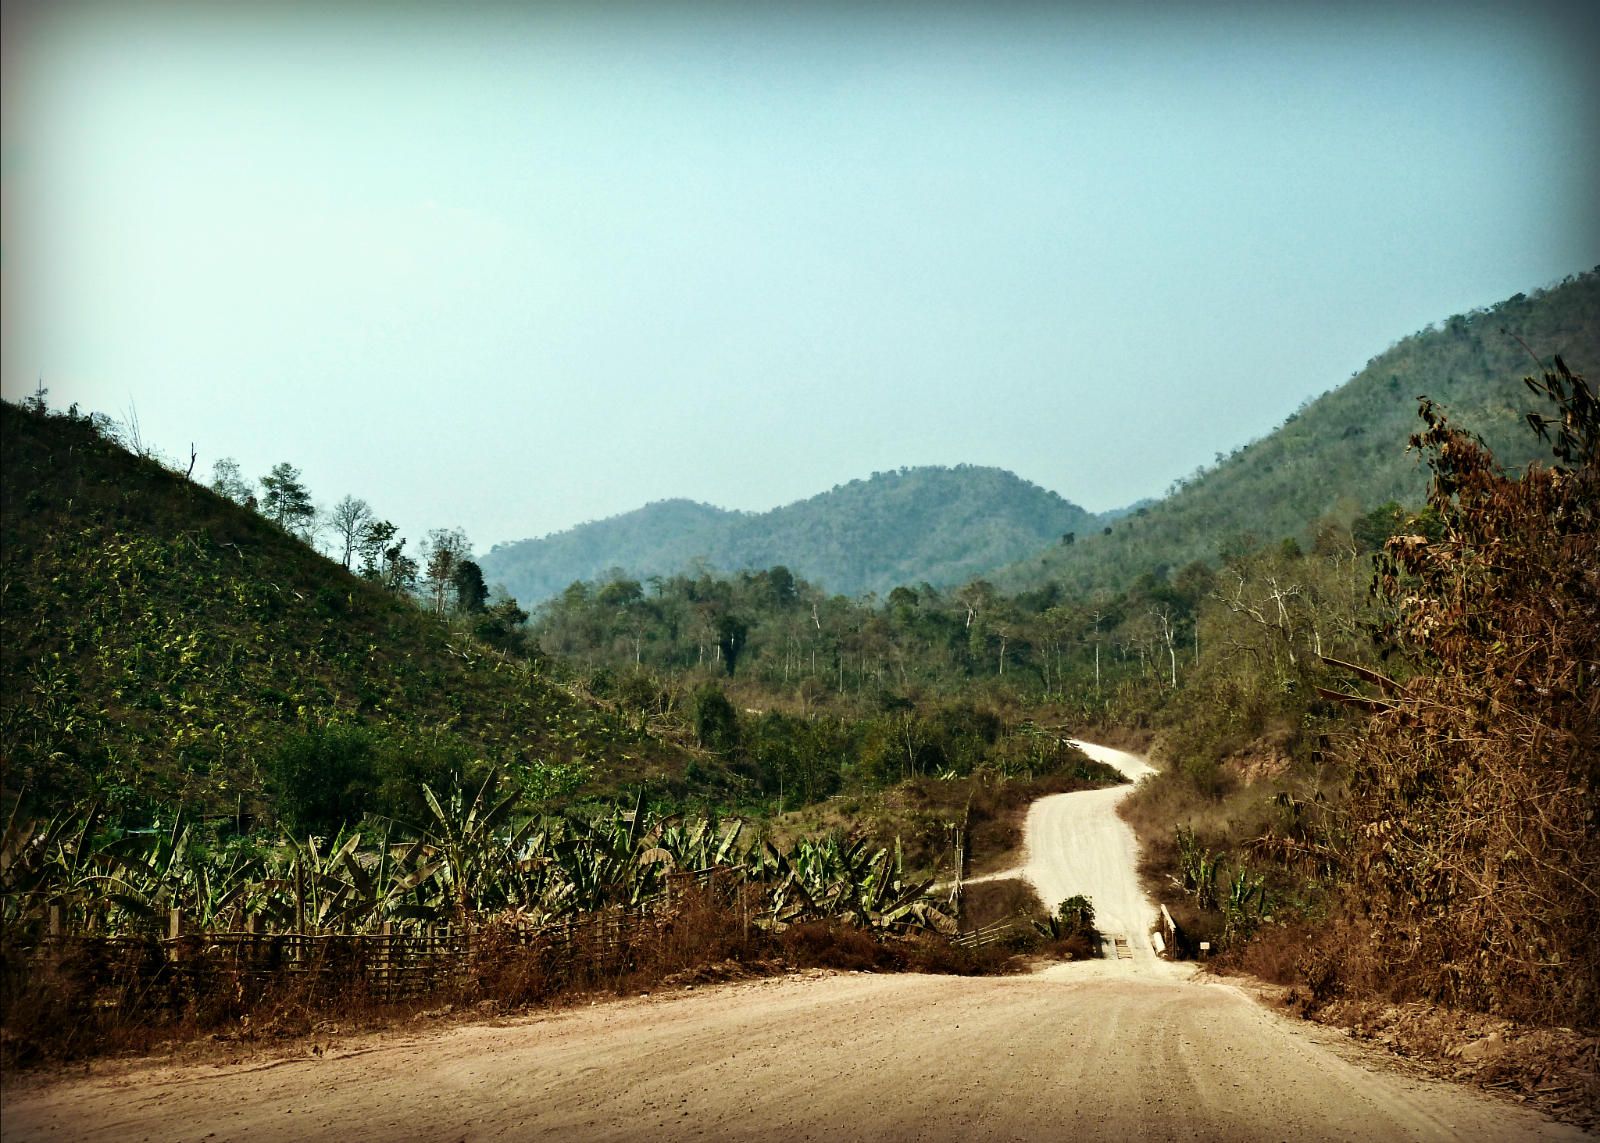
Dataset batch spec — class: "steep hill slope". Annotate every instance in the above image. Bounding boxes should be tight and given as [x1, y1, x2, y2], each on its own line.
[992, 270, 1600, 595]
[483, 465, 1098, 602]
[0, 402, 688, 822]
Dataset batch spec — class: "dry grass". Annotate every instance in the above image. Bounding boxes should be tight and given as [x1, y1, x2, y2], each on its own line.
[779, 920, 1022, 976]
[961, 878, 1045, 930]
[1206, 918, 1599, 1131]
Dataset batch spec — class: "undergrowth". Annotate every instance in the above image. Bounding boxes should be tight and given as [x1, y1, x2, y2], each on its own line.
[0, 889, 1022, 1068]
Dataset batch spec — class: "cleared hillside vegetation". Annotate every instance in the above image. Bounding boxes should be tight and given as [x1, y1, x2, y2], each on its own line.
[0, 402, 692, 824]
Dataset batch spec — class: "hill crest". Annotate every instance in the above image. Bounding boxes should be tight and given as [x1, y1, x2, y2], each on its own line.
[482, 464, 1097, 603]
[988, 270, 1600, 595]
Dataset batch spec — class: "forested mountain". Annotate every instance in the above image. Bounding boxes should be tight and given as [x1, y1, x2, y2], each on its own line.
[482, 465, 1098, 604]
[990, 270, 1600, 596]
[0, 401, 693, 829]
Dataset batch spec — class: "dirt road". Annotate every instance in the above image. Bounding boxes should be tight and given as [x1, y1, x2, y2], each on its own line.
[1021, 740, 1159, 962]
[3, 742, 1583, 1142]
[3, 969, 1580, 1143]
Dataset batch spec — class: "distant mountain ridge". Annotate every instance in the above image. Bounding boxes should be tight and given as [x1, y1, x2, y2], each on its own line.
[487, 273, 1600, 607]
[989, 270, 1600, 596]
[482, 465, 1099, 603]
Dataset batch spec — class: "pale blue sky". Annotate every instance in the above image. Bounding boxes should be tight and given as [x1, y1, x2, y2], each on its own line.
[3, 1, 1597, 564]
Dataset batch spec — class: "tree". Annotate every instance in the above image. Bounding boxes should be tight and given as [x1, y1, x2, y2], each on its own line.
[595, 578, 643, 607]
[452, 559, 489, 614]
[210, 457, 254, 506]
[955, 580, 996, 630]
[716, 613, 749, 675]
[357, 519, 394, 576]
[384, 542, 419, 594]
[259, 462, 315, 532]
[692, 683, 739, 754]
[327, 495, 374, 570]
[422, 528, 472, 615]
[767, 565, 798, 606]
[473, 590, 530, 651]
[353, 519, 408, 590]
[265, 725, 378, 838]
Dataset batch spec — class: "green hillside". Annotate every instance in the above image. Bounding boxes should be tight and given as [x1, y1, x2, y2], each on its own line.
[481, 465, 1099, 604]
[991, 270, 1600, 595]
[0, 401, 690, 826]
[482, 498, 742, 606]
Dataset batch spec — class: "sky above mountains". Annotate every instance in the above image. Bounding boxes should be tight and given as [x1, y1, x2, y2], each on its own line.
[3, 1, 1597, 562]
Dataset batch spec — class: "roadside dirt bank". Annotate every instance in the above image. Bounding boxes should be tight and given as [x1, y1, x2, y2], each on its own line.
[3, 962, 1585, 1143]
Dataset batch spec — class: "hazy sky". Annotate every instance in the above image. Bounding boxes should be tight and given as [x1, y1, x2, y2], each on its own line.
[4, 1, 1597, 563]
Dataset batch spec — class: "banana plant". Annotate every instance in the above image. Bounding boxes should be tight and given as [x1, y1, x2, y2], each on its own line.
[187, 846, 263, 931]
[1176, 825, 1221, 911]
[420, 769, 521, 921]
[96, 814, 196, 931]
[1, 804, 107, 930]
[1223, 864, 1271, 945]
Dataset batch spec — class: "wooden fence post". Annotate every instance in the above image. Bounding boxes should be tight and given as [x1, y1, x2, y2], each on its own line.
[49, 904, 62, 937]
[1158, 903, 1179, 957]
[380, 921, 393, 999]
[169, 907, 184, 940]
[948, 824, 966, 923]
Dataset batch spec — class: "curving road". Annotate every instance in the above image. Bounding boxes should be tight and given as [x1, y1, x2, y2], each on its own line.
[2, 742, 1583, 1143]
[1020, 739, 1160, 963]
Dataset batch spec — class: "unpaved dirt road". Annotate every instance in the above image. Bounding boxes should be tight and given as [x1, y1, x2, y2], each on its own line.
[3, 742, 1583, 1143]
[1022, 740, 1159, 961]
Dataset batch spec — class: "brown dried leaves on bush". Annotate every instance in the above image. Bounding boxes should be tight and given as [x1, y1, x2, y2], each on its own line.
[1338, 356, 1599, 1025]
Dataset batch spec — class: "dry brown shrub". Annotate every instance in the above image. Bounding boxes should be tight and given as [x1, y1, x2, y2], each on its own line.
[961, 877, 1045, 930]
[1209, 922, 1317, 987]
[780, 920, 899, 971]
[777, 919, 1022, 976]
[902, 936, 1022, 976]
[1035, 933, 1094, 962]
[1319, 360, 1599, 1026]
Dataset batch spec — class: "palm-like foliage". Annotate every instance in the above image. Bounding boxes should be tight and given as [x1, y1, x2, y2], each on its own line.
[4, 779, 955, 941]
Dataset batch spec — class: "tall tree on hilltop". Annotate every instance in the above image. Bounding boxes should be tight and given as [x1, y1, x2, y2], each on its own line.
[209, 457, 254, 506]
[423, 528, 472, 615]
[453, 560, 489, 615]
[328, 495, 374, 570]
[259, 463, 314, 533]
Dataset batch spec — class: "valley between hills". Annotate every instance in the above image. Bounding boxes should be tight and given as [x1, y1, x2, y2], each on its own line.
[2, 273, 1596, 1134]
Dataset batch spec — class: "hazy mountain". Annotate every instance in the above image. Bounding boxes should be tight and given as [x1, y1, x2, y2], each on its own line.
[482, 465, 1098, 604]
[990, 269, 1600, 596]
[1096, 499, 1158, 523]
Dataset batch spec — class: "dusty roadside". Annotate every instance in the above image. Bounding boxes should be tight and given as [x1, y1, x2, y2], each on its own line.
[3, 961, 1585, 1143]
